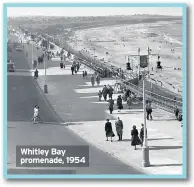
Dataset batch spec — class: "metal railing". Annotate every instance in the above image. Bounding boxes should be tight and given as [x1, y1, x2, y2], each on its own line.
[119, 78, 182, 113]
[40, 35, 182, 114]
[73, 54, 182, 114]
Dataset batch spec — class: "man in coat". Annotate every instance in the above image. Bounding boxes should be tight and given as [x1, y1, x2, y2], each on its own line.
[146, 102, 153, 120]
[115, 117, 123, 141]
[140, 123, 147, 147]
[102, 85, 108, 101]
[108, 85, 114, 99]
[108, 98, 114, 114]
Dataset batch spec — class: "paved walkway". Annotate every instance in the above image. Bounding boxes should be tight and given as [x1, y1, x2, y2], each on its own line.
[24, 40, 183, 175]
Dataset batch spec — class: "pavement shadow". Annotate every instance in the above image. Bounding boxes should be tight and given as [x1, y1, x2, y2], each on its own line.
[118, 138, 131, 142]
[112, 138, 174, 142]
[152, 118, 177, 122]
[66, 122, 84, 126]
[114, 111, 143, 115]
[147, 137, 174, 141]
[150, 163, 182, 167]
[149, 145, 182, 150]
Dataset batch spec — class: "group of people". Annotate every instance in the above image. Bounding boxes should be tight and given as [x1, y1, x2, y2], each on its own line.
[106, 95, 123, 114]
[90, 74, 101, 86]
[98, 85, 139, 114]
[82, 71, 88, 78]
[122, 88, 137, 109]
[105, 118, 147, 150]
[71, 62, 81, 75]
[98, 85, 114, 101]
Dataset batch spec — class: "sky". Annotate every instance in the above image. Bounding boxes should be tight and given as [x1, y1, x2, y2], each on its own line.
[7, 7, 182, 17]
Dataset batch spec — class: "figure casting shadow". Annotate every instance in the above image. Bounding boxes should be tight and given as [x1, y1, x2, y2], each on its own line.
[149, 145, 182, 150]
[150, 163, 182, 167]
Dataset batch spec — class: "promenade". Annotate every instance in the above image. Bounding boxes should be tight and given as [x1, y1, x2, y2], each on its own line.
[22, 39, 183, 175]
[8, 34, 146, 175]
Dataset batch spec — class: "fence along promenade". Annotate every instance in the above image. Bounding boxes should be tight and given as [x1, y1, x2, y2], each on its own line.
[40, 36, 182, 115]
[74, 54, 182, 114]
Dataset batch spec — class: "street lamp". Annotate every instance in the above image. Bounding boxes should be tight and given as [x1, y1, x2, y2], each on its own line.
[43, 38, 49, 94]
[142, 70, 150, 167]
[32, 41, 34, 69]
[44, 52, 48, 93]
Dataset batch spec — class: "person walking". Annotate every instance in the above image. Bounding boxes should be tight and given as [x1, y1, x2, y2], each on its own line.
[36, 106, 42, 123]
[74, 64, 77, 74]
[82, 71, 85, 79]
[146, 102, 153, 120]
[84, 71, 88, 79]
[60, 62, 64, 69]
[91, 75, 95, 86]
[102, 85, 108, 101]
[105, 119, 115, 142]
[31, 105, 38, 123]
[34, 69, 39, 79]
[131, 125, 141, 150]
[77, 62, 80, 72]
[98, 90, 102, 101]
[31, 105, 42, 124]
[108, 98, 114, 114]
[108, 85, 114, 99]
[71, 65, 74, 75]
[115, 117, 123, 141]
[117, 95, 123, 112]
[140, 123, 147, 147]
[96, 74, 100, 86]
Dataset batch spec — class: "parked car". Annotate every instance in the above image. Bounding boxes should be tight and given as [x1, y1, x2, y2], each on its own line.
[7, 62, 15, 72]
[16, 46, 23, 51]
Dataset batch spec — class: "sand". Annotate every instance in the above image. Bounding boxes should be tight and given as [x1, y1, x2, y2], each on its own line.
[66, 21, 182, 95]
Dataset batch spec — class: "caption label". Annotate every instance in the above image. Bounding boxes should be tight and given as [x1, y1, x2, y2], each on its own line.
[16, 145, 89, 167]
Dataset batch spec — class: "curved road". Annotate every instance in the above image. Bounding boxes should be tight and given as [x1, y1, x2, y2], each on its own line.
[7, 35, 144, 175]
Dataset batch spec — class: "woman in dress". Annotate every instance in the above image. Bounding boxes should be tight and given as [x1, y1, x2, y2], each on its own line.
[105, 119, 115, 142]
[131, 125, 141, 150]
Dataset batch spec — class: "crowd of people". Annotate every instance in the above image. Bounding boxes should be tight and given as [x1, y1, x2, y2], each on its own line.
[70, 61, 81, 75]
[105, 118, 147, 150]
[97, 84, 153, 118]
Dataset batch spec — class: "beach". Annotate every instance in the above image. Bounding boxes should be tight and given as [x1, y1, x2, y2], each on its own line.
[66, 20, 182, 95]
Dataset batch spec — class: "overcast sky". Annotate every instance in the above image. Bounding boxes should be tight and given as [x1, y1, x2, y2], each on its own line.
[7, 7, 182, 17]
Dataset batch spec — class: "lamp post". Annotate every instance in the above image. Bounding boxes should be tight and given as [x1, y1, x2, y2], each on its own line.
[138, 48, 140, 81]
[142, 70, 150, 167]
[32, 41, 34, 69]
[43, 38, 48, 94]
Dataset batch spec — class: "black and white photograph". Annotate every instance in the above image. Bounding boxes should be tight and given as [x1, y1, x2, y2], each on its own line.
[5, 4, 186, 179]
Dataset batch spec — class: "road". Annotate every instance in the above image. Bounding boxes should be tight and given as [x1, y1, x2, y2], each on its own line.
[7, 34, 144, 175]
